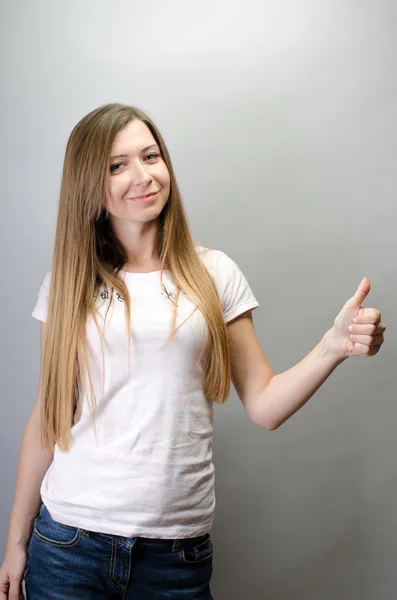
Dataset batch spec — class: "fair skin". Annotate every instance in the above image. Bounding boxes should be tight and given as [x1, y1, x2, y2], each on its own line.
[107, 119, 170, 272]
[0, 120, 386, 598]
[228, 282, 385, 430]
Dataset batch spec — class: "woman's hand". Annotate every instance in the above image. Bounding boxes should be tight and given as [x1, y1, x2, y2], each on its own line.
[0, 545, 27, 600]
[324, 277, 386, 359]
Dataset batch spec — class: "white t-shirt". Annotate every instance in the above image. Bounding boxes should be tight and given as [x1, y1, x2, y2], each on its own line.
[32, 246, 259, 539]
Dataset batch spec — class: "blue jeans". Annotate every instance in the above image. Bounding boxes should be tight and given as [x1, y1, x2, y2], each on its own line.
[23, 504, 214, 599]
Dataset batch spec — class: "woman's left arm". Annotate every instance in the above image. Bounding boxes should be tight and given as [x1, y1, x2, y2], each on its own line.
[228, 277, 386, 430]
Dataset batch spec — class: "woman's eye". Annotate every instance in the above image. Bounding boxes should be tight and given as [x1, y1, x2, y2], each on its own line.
[109, 153, 160, 172]
[110, 163, 123, 173]
[144, 152, 160, 162]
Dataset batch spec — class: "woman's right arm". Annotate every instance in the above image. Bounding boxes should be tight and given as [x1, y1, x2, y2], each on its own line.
[0, 322, 54, 599]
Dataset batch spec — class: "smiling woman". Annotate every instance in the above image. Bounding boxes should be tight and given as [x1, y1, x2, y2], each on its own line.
[0, 101, 385, 600]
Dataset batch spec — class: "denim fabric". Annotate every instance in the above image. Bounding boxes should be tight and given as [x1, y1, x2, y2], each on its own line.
[23, 504, 214, 599]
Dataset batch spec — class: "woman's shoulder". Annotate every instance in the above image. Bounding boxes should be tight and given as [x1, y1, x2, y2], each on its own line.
[195, 244, 238, 277]
[195, 244, 224, 266]
[195, 244, 249, 285]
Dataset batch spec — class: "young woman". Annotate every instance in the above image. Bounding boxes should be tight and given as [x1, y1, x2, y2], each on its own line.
[0, 103, 385, 600]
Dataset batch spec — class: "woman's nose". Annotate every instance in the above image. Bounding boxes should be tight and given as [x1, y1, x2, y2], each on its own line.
[129, 162, 152, 185]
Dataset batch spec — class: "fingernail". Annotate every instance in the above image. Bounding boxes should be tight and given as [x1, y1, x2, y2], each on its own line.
[348, 326, 353, 332]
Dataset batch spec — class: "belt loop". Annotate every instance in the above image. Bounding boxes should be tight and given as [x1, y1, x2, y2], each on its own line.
[172, 539, 181, 552]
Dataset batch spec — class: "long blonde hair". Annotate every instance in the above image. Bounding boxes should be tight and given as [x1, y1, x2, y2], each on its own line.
[41, 103, 231, 452]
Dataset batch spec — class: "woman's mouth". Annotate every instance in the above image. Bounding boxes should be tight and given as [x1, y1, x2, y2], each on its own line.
[128, 191, 158, 202]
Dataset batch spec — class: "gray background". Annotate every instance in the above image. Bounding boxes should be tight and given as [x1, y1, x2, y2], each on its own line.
[1, 1, 396, 598]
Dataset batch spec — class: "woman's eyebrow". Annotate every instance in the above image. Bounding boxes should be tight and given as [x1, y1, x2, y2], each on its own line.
[110, 144, 159, 160]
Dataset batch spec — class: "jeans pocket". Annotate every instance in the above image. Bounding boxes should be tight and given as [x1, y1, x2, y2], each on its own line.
[180, 534, 214, 564]
[23, 528, 35, 581]
[33, 505, 84, 548]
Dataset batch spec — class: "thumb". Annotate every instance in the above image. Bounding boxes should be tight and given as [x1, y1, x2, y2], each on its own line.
[346, 277, 371, 308]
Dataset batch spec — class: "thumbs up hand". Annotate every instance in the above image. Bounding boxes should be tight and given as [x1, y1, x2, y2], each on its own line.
[325, 277, 386, 359]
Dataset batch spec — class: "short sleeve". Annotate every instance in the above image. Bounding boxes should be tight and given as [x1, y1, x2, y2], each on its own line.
[32, 272, 51, 322]
[214, 251, 259, 323]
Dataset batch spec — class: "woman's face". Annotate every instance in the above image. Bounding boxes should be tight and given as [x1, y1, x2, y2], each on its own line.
[106, 119, 170, 223]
